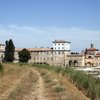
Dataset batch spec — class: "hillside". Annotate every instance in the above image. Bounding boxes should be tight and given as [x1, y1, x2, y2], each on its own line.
[0, 64, 89, 100]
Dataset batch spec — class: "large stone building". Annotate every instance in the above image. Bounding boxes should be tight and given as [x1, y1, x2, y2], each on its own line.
[14, 40, 71, 66]
[0, 43, 5, 62]
[0, 40, 100, 67]
[67, 43, 100, 67]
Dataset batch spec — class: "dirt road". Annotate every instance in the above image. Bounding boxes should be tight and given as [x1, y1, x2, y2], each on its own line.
[0, 64, 89, 100]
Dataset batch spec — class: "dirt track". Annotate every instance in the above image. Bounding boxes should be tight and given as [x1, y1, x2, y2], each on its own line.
[0, 64, 89, 100]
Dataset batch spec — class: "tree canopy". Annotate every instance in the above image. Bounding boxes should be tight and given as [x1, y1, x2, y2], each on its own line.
[18, 48, 31, 63]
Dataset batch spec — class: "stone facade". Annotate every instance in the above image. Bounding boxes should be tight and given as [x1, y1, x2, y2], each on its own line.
[0, 40, 100, 67]
[67, 43, 100, 67]
[14, 40, 71, 66]
[66, 54, 84, 66]
[0, 44, 5, 62]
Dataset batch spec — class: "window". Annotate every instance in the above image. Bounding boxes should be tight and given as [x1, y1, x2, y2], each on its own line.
[62, 44, 64, 45]
[62, 47, 64, 49]
[51, 57, 53, 60]
[36, 52, 39, 54]
[58, 44, 60, 45]
[55, 47, 56, 49]
[58, 47, 60, 49]
[55, 44, 56, 45]
[58, 52, 60, 54]
[47, 52, 48, 54]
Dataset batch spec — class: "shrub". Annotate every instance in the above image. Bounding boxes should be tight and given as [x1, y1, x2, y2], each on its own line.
[53, 85, 65, 93]
[44, 75, 52, 83]
[18, 49, 31, 63]
[0, 63, 4, 75]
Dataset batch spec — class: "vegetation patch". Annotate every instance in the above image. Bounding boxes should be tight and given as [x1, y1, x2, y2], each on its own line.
[44, 75, 52, 83]
[53, 85, 65, 93]
[18, 48, 31, 63]
[0, 63, 4, 76]
[33, 64, 100, 100]
[36, 68, 68, 99]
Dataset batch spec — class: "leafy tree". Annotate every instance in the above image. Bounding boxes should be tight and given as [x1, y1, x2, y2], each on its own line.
[4, 39, 15, 62]
[18, 48, 31, 63]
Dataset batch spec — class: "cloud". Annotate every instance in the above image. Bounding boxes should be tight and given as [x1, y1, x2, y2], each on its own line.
[0, 25, 100, 51]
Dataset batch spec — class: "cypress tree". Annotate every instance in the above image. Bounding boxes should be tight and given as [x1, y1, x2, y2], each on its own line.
[4, 39, 15, 62]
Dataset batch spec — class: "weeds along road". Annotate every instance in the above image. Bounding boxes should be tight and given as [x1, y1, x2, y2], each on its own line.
[0, 64, 89, 100]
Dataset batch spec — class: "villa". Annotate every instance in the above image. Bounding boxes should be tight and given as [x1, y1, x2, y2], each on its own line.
[0, 40, 100, 67]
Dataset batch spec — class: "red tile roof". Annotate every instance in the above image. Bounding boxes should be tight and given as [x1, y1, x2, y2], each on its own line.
[96, 52, 100, 55]
[87, 48, 99, 51]
[67, 54, 83, 57]
[15, 48, 52, 52]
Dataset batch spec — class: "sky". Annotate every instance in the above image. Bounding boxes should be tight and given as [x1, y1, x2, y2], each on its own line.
[0, 0, 100, 52]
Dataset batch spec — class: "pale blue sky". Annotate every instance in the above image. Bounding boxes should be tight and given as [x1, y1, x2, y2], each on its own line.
[0, 0, 100, 52]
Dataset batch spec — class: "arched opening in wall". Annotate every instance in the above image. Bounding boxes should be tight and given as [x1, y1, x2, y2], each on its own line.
[74, 60, 78, 67]
[87, 62, 91, 66]
[92, 63, 94, 66]
[69, 60, 73, 66]
[88, 56, 92, 58]
[85, 63, 87, 66]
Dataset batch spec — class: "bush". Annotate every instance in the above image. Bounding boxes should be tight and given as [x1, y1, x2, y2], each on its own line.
[53, 85, 65, 93]
[0, 63, 4, 75]
[18, 49, 31, 63]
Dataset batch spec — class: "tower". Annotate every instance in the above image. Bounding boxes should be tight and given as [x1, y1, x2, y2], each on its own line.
[52, 40, 71, 51]
[52, 40, 71, 66]
[90, 43, 94, 48]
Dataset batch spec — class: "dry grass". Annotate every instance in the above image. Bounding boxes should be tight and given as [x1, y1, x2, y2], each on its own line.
[0, 64, 25, 96]
[0, 64, 90, 100]
[35, 68, 89, 100]
[7, 71, 38, 100]
[0, 63, 39, 100]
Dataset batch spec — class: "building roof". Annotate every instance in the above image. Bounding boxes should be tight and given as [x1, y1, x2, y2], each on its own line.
[15, 48, 52, 52]
[96, 52, 100, 55]
[53, 40, 71, 43]
[0, 44, 5, 46]
[87, 48, 99, 51]
[0, 49, 5, 52]
[67, 54, 83, 57]
[95, 52, 100, 57]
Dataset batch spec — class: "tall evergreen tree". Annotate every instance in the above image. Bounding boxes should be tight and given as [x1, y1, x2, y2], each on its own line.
[4, 39, 15, 62]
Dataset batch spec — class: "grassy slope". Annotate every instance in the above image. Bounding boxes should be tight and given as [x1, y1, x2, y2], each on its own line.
[33, 64, 100, 100]
[0, 63, 92, 100]
[35, 67, 89, 100]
